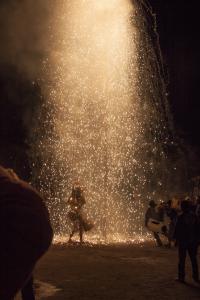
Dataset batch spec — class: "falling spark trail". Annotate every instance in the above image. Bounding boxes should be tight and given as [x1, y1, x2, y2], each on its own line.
[32, 0, 172, 243]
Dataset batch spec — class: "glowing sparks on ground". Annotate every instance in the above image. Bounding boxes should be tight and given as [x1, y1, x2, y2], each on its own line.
[53, 234, 150, 246]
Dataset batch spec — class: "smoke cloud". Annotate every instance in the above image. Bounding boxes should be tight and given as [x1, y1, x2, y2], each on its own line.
[0, 0, 54, 176]
[0, 0, 52, 78]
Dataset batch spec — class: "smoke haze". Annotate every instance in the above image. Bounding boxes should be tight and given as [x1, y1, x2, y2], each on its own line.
[0, 0, 52, 78]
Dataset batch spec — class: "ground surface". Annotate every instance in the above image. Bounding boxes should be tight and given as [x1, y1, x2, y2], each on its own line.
[17, 242, 200, 300]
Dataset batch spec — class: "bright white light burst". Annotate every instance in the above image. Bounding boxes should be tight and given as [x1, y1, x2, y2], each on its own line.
[34, 0, 171, 243]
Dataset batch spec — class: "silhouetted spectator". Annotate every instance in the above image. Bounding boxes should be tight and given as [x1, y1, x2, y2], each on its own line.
[21, 275, 35, 300]
[195, 196, 200, 218]
[166, 200, 178, 247]
[174, 200, 199, 283]
[0, 165, 53, 299]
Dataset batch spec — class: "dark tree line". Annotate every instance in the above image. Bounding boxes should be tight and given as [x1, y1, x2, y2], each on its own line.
[0, 63, 43, 180]
[148, 0, 200, 146]
[147, 0, 200, 179]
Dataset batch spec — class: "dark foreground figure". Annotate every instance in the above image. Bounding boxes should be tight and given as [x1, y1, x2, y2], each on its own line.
[174, 200, 200, 283]
[0, 166, 53, 299]
[21, 275, 35, 300]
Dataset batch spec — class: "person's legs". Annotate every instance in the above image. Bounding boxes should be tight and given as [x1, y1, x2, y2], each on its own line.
[68, 221, 78, 242]
[178, 245, 187, 281]
[188, 244, 199, 281]
[165, 221, 176, 248]
[79, 222, 83, 243]
[153, 232, 162, 246]
[68, 229, 75, 242]
[21, 275, 35, 300]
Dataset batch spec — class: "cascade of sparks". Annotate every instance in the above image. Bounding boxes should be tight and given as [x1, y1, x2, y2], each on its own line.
[32, 0, 171, 243]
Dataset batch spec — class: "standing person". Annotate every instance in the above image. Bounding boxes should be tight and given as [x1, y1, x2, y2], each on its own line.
[166, 200, 178, 248]
[67, 183, 87, 243]
[174, 200, 200, 283]
[6, 169, 36, 299]
[145, 200, 164, 247]
[195, 196, 200, 218]
[0, 166, 53, 299]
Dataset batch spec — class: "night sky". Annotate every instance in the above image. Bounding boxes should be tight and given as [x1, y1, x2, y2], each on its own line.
[149, 0, 200, 146]
[0, 0, 199, 177]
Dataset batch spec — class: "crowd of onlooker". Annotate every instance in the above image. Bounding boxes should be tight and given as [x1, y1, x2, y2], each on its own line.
[145, 195, 200, 283]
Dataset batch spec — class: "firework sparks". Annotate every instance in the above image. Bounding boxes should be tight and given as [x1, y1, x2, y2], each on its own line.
[33, 0, 170, 243]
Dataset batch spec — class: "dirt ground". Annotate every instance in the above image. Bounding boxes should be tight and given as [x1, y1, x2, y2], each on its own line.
[17, 242, 200, 300]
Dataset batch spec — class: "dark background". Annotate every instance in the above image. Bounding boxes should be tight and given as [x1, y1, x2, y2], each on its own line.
[149, 0, 200, 147]
[0, 0, 199, 180]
